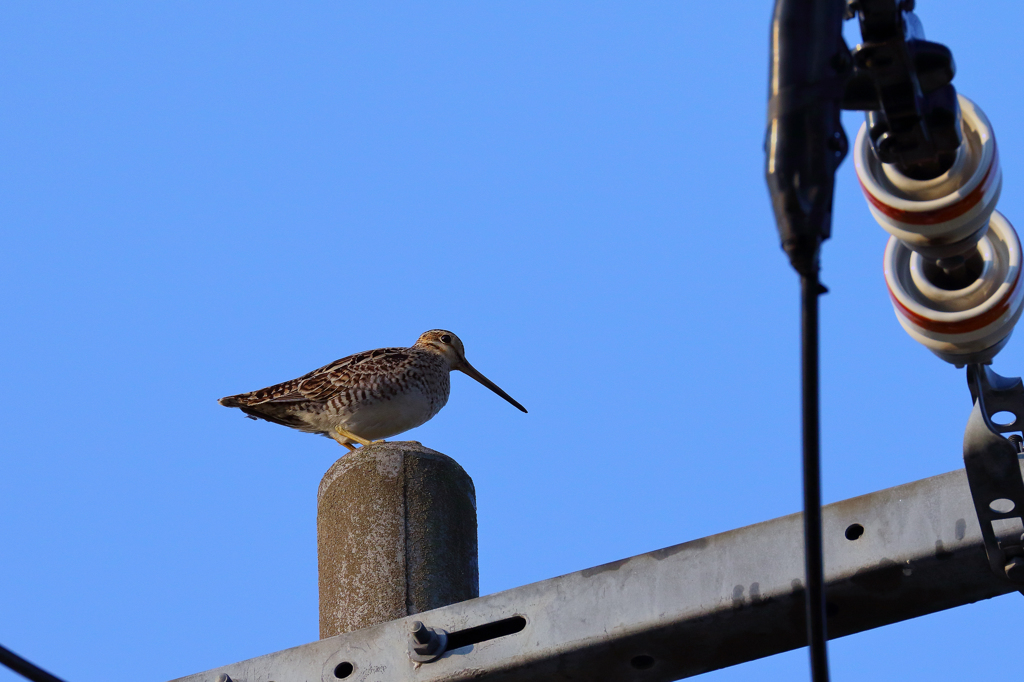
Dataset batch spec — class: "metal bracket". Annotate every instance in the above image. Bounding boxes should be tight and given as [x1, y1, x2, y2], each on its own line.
[843, 0, 961, 179]
[963, 364, 1024, 589]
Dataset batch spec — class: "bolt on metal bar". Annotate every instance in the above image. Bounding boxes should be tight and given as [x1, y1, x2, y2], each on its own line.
[170, 462, 1023, 682]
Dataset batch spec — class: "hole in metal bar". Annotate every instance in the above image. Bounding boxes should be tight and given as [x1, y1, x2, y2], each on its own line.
[845, 523, 864, 540]
[333, 661, 353, 678]
[631, 655, 655, 670]
[992, 411, 1017, 427]
[446, 616, 526, 652]
[990, 498, 1016, 514]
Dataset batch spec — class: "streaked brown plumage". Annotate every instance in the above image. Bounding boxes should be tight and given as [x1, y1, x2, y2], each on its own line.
[219, 330, 526, 450]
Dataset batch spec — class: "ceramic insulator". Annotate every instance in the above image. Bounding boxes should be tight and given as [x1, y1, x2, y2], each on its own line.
[884, 210, 1024, 366]
[857, 95, 1020, 364]
[854, 95, 1002, 260]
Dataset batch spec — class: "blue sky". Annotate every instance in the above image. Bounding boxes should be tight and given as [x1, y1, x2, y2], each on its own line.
[2, 3, 1023, 681]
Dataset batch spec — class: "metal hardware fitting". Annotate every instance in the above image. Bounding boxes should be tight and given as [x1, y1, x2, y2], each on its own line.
[964, 364, 1024, 590]
[407, 620, 447, 663]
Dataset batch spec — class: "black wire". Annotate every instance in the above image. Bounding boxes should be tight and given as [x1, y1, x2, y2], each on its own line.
[801, 271, 830, 682]
[0, 643, 67, 682]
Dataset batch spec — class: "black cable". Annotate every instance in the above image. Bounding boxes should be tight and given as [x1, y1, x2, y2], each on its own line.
[765, 0, 843, 677]
[0, 643, 67, 682]
[801, 271, 830, 682]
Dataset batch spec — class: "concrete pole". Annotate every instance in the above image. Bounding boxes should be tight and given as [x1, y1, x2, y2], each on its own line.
[317, 441, 479, 638]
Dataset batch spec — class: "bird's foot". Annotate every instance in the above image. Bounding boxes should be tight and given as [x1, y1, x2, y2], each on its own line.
[332, 426, 385, 450]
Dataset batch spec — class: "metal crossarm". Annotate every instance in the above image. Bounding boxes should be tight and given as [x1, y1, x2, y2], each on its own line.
[172, 463, 1023, 682]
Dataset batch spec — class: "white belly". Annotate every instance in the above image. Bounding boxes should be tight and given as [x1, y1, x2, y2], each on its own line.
[332, 388, 442, 441]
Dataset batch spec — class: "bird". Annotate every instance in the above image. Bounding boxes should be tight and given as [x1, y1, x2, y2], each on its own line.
[218, 330, 526, 450]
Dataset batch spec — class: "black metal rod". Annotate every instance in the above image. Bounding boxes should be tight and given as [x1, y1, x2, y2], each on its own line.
[0, 643, 67, 682]
[801, 271, 830, 682]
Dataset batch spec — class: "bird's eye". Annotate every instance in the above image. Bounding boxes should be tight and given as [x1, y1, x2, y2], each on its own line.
[440, 334, 452, 344]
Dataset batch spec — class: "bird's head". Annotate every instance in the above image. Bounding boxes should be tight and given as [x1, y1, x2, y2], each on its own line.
[416, 329, 467, 366]
[414, 329, 527, 413]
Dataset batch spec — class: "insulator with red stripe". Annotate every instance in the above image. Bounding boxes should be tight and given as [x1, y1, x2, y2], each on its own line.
[855, 96, 1022, 365]
[855, 95, 1002, 259]
[884, 210, 1023, 365]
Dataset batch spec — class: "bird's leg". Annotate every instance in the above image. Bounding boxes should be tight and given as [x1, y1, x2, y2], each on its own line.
[328, 429, 359, 451]
[334, 425, 374, 447]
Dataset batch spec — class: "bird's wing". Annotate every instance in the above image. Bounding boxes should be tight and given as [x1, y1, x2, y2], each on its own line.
[247, 348, 414, 405]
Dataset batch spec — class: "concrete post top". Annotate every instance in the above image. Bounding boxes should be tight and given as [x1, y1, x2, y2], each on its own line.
[316, 440, 480, 637]
[317, 440, 476, 508]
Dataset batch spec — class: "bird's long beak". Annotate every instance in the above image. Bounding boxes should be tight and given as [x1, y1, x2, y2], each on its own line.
[458, 360, 528, 413]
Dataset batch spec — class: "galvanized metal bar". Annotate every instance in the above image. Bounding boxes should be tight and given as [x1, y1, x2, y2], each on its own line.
[171, 462, 1023, 682]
